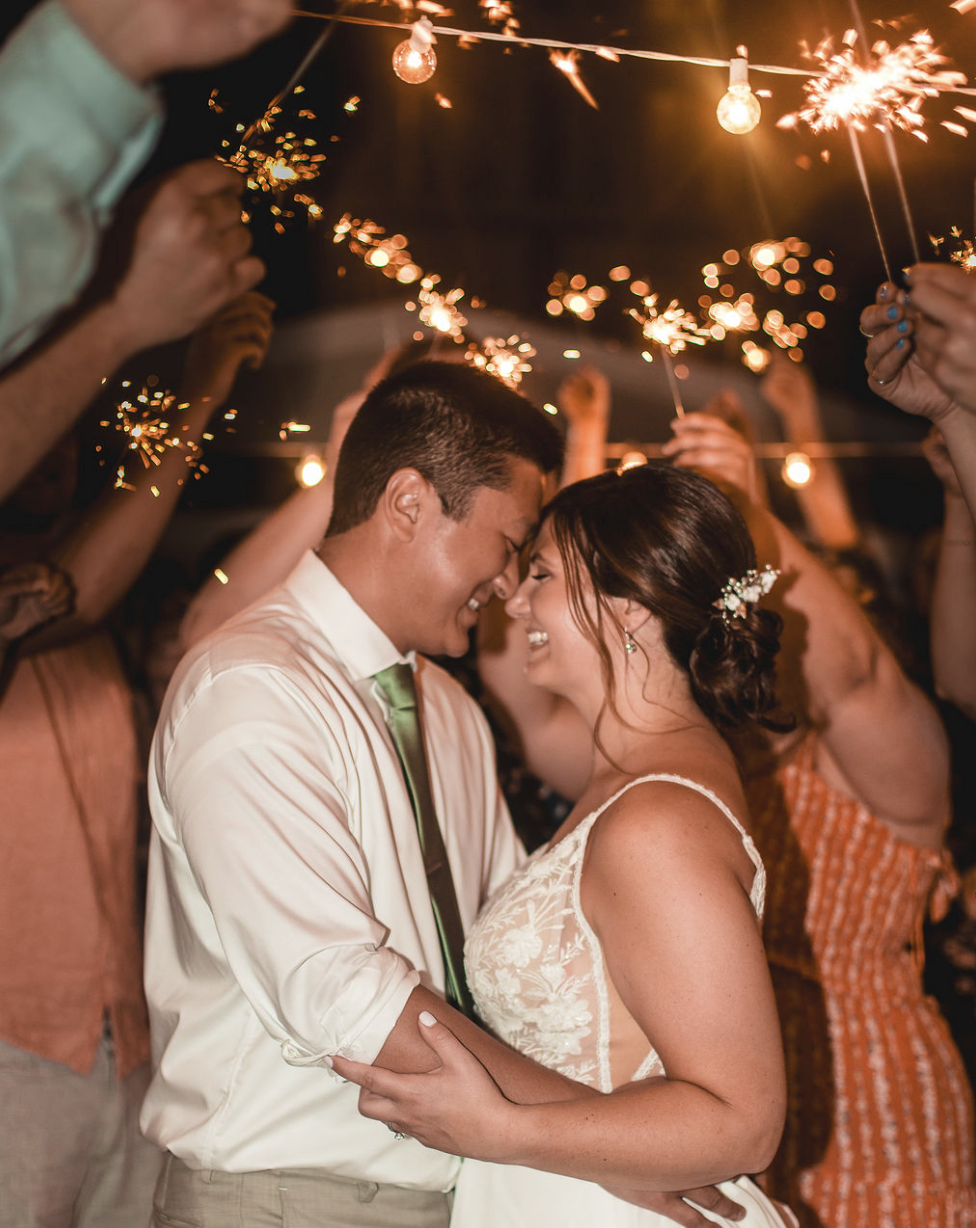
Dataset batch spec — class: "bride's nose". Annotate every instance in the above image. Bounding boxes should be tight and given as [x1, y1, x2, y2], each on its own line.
[505, 578, 531, 619]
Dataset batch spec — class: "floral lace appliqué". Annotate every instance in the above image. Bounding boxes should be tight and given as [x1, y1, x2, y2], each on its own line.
[464, 774, 766, 1093]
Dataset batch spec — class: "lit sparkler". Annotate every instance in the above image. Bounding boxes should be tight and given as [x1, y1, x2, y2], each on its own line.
[779, 28, 963, 276]
[931, 225, 976, 272]
[481, 0, 519, 37]
[549, 49, 600, 110]
[698, 238, 833, 367]
[629, 295, 710, 356]
[101, 386, 203, 489]
[629, 295, 711, 417]
[464, 335, 536, 388]
[219, 91, 328, 232]
[778, 29, 964, 137]
[546, 272, 608, 321]
[409, 277, 468, 339]
[333, 215, 423, 283]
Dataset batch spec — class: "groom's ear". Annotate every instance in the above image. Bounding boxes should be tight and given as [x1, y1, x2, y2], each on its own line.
[382, 469, 431, 542]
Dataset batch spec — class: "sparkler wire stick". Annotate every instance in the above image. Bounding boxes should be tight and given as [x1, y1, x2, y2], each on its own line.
[848, 126, 892, 281]
[880, 126, 920, 264]
[846, 0, 919, 268]
[660, 351, 685, 418]
[239, 2, 351, 147]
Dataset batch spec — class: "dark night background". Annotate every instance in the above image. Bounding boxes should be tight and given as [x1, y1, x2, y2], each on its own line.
[7, 1, 976, 545]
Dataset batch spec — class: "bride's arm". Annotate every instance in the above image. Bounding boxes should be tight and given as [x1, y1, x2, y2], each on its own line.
[332, 783, 786, 1192]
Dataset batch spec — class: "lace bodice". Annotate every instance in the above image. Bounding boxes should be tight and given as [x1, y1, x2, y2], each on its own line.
[465, 774, 766, 1093]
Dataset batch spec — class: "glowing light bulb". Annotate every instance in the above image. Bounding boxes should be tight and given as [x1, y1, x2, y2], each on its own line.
[392, 18, 437, 85]
[782, 451, 814, 488]
[717, 57, 761, 135]
[297, 454, 326, 488]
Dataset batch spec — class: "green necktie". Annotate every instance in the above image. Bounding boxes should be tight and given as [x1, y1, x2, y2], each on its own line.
[372, 663, 475, 1019]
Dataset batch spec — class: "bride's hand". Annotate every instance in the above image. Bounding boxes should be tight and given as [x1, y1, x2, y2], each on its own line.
[329, 1011, 517, 1161]
[601, 1183, 746, 1226]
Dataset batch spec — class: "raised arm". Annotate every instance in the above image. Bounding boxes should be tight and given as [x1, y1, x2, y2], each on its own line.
[664, 410, 949, 847]
[0, 160, 264, 501]
[556, 364, 611, 487]
[0, 0, 291, 368]
[20, 292, 272, 652]
[864, 273, 976, 528]
[180, 386, 362, 649]
[760, 354, 860, 551]
[924, 428, 976, 721]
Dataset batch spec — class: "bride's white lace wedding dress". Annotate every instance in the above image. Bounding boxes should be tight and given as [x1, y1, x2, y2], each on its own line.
[451, 774, 797, 1228]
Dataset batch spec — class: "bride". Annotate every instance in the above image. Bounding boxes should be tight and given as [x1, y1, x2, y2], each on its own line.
[332, 463, 797, 1227]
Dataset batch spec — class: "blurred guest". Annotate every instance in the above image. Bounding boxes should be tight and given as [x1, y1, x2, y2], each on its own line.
[0, 158, 267, 502]
[0, 291, 270, 1228]
[862, 276, 976, 715]
[664, 413, 975, 1228]
[0, 0, 290, 367]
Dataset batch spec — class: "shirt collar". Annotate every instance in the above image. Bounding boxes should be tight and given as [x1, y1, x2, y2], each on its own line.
[283, 551, 415, 683]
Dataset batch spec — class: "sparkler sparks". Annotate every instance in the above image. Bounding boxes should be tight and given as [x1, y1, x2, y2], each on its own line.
[698, 238, 834, 366]
[628, 295, 710, 356]
[546, 272, 607, 321]
[219, 90, 328, 232]
[549, 49, 600, 110]
[409, 277, 468, 339]
[333, 215, 423, 283]
[481, 0, 519, 37]
[463, 335, 536, 388]
[100, 387, 203, 489]
[931, 226, 976, 271]
[778, 29, 965, 138]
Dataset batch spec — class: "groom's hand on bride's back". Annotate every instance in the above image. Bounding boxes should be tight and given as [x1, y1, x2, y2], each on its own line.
[600, 1183, 745, 1226]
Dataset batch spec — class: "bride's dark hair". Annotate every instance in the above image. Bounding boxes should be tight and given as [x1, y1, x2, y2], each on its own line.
[542, 463, 790, 732]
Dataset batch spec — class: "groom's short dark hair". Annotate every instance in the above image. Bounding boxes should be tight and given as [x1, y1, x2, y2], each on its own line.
[326, 361, 563, 536]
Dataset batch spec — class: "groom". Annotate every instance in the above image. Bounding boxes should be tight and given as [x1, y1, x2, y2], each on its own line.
[141, 360, 744, 1228]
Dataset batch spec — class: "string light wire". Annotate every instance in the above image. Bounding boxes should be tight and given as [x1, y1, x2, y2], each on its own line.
[291, 10, 976, 97]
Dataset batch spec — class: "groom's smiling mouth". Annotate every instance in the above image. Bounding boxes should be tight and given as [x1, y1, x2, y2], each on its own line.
[527, 630, 548, 647]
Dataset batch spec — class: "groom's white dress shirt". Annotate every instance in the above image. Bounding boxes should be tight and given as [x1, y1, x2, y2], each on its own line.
[141, 551, 523, 1187]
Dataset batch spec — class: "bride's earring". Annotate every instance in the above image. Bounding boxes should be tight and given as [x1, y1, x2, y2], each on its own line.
[624, 628, 637, 655]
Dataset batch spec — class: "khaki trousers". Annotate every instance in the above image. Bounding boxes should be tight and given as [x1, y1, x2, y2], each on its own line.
[152, 1152, 452, 1228]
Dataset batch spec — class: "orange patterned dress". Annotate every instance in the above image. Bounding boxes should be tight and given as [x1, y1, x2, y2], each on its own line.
[748, 735, 976, 1228]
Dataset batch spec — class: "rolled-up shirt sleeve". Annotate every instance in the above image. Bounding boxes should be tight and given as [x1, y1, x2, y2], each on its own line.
[0, 0, 162, 366]
[158, 663, 419, 1066]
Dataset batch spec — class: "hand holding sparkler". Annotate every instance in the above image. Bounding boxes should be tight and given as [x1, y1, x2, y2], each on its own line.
[861, 280, 958, 422]
[181, 291, 275, 410]
[0, 562, 74, 648]
[64, 0, 293, 84]
[110, 161, 265, 353]
[661, 412, 758, 504]
[902, 264, 976, 419]
[557, 364, 611, 485]
[863, 276, 976, 528]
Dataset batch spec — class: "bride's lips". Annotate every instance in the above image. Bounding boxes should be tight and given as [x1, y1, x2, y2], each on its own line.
[527, 630, 548, 649]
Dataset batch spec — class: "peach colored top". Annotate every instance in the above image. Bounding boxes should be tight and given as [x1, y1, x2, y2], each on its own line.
[0, 633, 148, 1076]
[750, 735, 976, 1228]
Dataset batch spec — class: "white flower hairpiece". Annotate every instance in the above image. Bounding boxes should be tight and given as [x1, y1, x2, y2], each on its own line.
[713, 565, 780, 621]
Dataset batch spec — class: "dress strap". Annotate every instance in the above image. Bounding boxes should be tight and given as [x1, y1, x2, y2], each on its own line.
[583, 773, 765, 904]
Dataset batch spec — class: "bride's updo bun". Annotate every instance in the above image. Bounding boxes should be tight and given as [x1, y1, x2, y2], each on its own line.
[542, 462, 790, 732]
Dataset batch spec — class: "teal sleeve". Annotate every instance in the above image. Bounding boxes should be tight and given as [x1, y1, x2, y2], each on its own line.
[0, 0, 164, 366]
